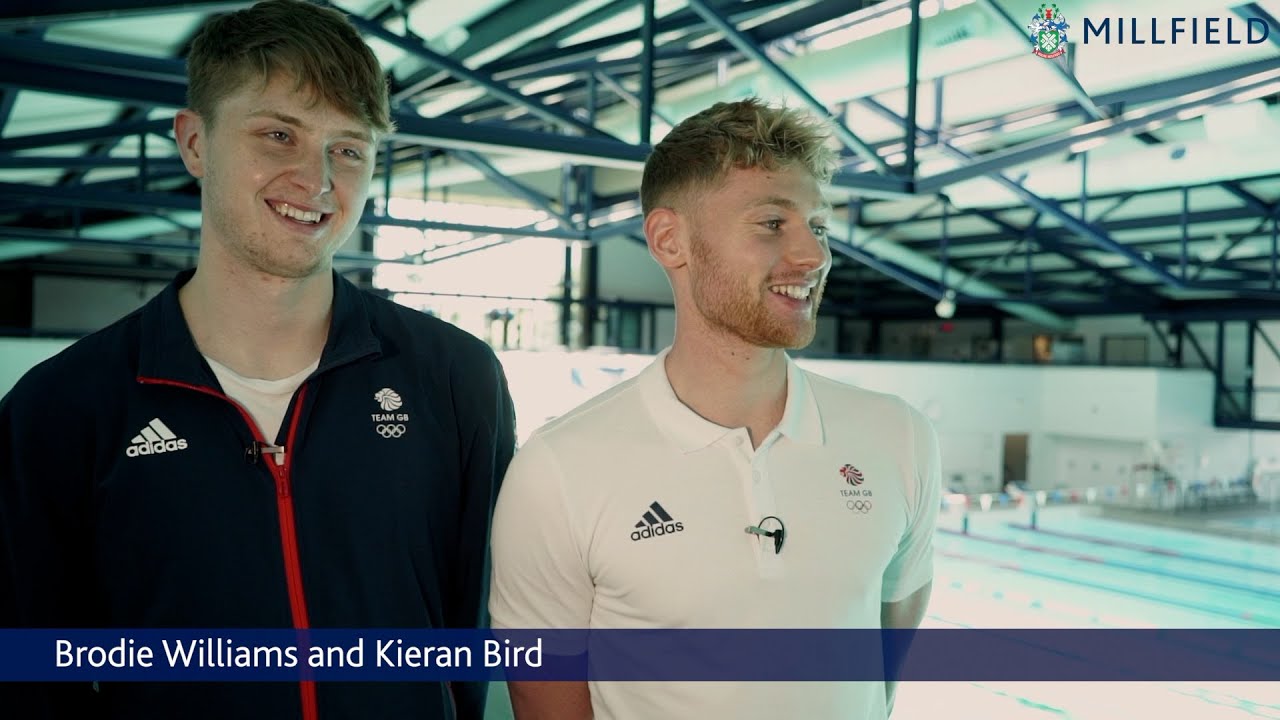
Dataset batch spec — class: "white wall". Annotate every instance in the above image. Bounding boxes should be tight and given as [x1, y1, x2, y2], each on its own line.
[801, 359, 1039, 492]
[1041, 435, 1145, 491]
[1040, 368, 1157, 441]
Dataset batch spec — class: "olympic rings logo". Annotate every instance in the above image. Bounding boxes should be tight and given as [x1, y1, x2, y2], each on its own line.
[846, 500, 872, 513]
[376, 424, 406, 438]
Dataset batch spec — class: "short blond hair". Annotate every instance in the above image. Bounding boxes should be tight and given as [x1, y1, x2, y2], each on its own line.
[186, 0, 392, 134]
[640, 98, 836, 215]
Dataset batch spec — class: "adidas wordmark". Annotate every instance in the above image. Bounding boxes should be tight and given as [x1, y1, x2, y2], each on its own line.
[125, 418, 189, 457]
[630, 501, 684, 541]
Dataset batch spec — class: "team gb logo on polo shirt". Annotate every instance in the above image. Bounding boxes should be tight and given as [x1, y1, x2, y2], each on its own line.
[838, 463, 872, 513]
[840, 464, 863, 485]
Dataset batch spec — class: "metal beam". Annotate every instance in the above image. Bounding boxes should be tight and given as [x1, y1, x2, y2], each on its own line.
[389, 112, 647, 169]
[1191, 217, 1274, 281]
[1148, 321, 1177, 363]
[975, 261, 1280, 287]
[0, 226, 489, 268]
[640, 0, 656, 145]
[593, 71, 676, 127]
[977, 0, 1105, 120]
[0, 182, 199, 214]
[1232, 3, 1280, 49]
[0, 0, 247, 28]
[449, 149, 571, 226]
[828, 241, 945, 300]
[0, 34, 186, 82]
[892, 205, 1273, 247]
[684, 0, 888, 173]
[0, 157, 185, 171]
[904, 0, 921, 178]
[862, 171, 1280, 229]
[0, 182, 589, 240]
[1257, 323, 1280, 366]
[827, 171, 914, 198]
[872, 96, 1191, 289]
[516, 0, 637, 58]
[0, 58, 186, 107]
[479, 0, 798, 79]
[970, 208, 1163, 300]
[0, 117, 173, 153]
[489, 47, 719, 85]
[1145, 303, 1280, 322]
[1129, 125, 1276, 231]
[1221, 181, 1273, 216]
[943, 56, 1280, 144]
[917, 68, 1280, 192]
[440, 60, 703, 126]
[342, 11, 611, 139]
[0, 89, 18, 137]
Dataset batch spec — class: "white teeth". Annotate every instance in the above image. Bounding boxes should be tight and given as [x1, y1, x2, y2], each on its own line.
[272, 202, 323, 224]
[770, 285, 811, 300]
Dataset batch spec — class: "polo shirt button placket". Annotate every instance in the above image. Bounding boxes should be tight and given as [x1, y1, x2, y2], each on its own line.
[750, 449, 784, 577]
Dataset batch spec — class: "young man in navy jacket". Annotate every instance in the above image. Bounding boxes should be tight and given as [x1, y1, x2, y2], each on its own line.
[0, 1, 515, 717]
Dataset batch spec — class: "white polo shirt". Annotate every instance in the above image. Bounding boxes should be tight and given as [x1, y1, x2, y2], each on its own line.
[489, 349, 941, 720]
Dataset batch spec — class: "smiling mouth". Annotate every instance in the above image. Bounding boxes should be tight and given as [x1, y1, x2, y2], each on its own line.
[769, 284, 813, 301]
[269, 201, 329, 225]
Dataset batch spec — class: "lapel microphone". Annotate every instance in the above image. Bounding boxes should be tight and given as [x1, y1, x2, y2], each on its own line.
[744, 515, 786, 554]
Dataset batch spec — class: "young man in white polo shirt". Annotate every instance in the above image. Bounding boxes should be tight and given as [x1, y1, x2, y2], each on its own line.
[489, 98, 941, 719]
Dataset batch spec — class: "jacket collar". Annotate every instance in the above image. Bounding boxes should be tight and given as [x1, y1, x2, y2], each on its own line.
[137, 269, 382, 387]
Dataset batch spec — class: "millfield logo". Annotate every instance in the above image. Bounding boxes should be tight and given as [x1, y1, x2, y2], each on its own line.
[1028, 4, 1069, 59]
[1027, 4, 1271, 55]
[1082, 15, 1270, 45]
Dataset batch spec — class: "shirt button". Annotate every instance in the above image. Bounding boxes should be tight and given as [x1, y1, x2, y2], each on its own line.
[753, 471, 762, 483]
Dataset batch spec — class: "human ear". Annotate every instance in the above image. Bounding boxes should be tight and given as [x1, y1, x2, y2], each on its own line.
[645, 207, 688, 271]
[173, 109, 207, 179]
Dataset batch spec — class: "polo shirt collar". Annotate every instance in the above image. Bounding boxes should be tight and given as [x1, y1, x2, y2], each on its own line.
[639, 347, 825, 453]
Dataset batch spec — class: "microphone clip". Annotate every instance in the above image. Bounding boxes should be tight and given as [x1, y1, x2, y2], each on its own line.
[744, 515, 786, 555]
[245, 441, 286, 464]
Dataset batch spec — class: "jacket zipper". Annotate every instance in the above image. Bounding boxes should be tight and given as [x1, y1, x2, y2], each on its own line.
[138, 377, 318, 720]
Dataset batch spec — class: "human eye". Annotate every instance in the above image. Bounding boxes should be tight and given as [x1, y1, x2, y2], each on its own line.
[264, 130, 291, 143]
[759, 218, 784, 232]
[810, 224, 829, 239]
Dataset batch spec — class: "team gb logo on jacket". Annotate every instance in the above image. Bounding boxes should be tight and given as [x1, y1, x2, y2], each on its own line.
[371, 387, 410, 438]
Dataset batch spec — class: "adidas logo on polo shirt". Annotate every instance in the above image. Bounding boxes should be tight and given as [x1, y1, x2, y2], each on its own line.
[630, 501, 684, 541]
[125, 418, 189, 457]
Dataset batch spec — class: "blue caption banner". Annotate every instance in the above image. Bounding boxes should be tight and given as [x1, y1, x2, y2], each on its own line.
[0, 629, 1275, 682]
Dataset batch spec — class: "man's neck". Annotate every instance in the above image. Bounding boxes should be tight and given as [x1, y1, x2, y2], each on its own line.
[664, 327, 789, 449]
[179, 256, 332, 380]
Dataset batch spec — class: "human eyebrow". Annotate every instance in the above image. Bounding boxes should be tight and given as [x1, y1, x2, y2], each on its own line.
[748, 196, 834, 217]
[246, 110, 373, 145]
[247, 109, 308, 129]
[748, 196, 800, 211]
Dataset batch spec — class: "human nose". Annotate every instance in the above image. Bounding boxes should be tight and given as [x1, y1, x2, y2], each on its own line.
[786, 224, 830, 273]
[292, 147, 333, 197]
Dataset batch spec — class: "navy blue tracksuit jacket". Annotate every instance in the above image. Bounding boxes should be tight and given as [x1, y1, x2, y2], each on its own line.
[0, 270, 516, 719]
